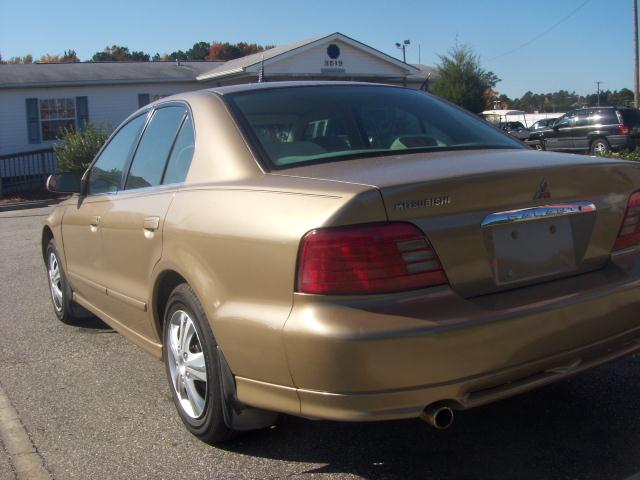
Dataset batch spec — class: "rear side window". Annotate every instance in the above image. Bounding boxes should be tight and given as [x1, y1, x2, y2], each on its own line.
[125, 106, 186, 190]
[89, 113, 147, 195]
[591, 109, 618, 125]
[163, 115, 195, 185]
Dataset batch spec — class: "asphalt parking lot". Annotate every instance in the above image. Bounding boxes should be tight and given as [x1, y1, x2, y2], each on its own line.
[2, 206, 640, 480]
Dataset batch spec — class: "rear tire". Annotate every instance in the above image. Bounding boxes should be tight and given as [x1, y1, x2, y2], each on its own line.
[590, 138, 610, 155]
[163, 283, 236, 444]
[45, 239, 90, 325]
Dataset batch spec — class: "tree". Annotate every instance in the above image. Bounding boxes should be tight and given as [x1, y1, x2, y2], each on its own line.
[208, 41, 272, 61]
[91, 45, 149, 62]
[186, 41, 210, 60]
[38, 54, 62, 63]
[7, 54, 33, 64]
[61, 50, 80, 62]
[430, 45, 499, 113]
[169, 50, 188, 61]
[130, 50, 150, 61]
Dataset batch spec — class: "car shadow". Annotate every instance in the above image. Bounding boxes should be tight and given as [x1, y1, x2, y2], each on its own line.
[74, 315, 114, 332]
[222, 356, 640, 479]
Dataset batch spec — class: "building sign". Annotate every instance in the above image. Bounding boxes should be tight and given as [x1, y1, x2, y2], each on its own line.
[321, 43, 345, 73]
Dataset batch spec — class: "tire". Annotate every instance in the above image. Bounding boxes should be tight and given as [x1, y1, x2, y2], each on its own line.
[534, 140, 545, 151]
[45, 239, 90, 325]
[590, 138, 610, 156]
[163, 283, 236, 444]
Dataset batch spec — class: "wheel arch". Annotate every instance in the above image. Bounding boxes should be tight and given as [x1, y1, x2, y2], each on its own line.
[41, 225, 54, 261]
[152, 269, 189, 340]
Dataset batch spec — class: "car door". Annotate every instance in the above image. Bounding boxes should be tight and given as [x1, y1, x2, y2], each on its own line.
[545, 112, 576, 151]
[62, 113, 148, 310]
[99, 104, 195, 341]
[571, 110, 593, 151]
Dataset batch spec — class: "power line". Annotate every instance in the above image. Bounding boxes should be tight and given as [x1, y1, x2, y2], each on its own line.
[488, 0, 592, 62]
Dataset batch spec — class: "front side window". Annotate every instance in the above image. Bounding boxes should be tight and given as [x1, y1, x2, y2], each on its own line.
[40, 98, 75, 140]
[125, 106, 186, 190]
[575, 111, 593, 127]
[89, 114, 147, 195]
[556, 113, 576, 128]
[226, 86, 522, 169]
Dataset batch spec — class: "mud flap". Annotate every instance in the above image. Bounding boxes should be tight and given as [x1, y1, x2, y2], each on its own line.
[217, 346, 278, 431]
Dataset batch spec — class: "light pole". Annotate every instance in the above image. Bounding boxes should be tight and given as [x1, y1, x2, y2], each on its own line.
[634, 0, 639, 107]
[395, 39, 410, 63]
[595, 80, 603, 106]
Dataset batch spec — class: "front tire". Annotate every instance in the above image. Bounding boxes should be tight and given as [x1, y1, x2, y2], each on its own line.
[163, 283, 235, 444]
[533, 140, 545, 151]
[45, 239, 90, 325]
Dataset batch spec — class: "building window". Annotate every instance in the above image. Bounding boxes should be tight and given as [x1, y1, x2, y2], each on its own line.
[40, 98, 76, 141]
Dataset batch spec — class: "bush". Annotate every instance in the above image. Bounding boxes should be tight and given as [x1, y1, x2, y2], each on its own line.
[53, 123, 110, 173]
[614, 148, 640, 161]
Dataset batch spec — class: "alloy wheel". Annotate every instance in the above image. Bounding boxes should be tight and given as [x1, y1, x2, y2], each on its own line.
[48, 252, 63, 312]
[593, 141, 608, 155]
[167, 310, 208, 419]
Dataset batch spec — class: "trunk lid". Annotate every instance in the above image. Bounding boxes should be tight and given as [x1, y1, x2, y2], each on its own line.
[274, 149, 640, 297]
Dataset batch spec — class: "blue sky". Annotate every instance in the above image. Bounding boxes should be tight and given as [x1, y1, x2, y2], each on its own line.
[0, 0, 634, 98]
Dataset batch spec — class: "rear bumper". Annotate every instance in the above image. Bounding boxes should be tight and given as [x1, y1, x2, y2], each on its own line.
[609, 134, 639, 151]
[277, 248, 640, 421]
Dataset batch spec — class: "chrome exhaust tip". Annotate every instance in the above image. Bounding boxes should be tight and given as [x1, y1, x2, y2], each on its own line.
[420, 403, 454, 430]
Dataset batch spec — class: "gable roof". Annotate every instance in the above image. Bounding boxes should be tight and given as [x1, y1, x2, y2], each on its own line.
[0, 61, 222, 89]
[197, 32, 420, 81]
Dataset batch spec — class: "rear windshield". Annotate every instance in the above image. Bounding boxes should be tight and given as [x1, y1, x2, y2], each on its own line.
[621, 108, 640, 125]
[225, 85, 522, 169]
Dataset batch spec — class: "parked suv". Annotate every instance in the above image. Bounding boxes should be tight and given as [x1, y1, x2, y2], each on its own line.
[529, 107, 640, 154]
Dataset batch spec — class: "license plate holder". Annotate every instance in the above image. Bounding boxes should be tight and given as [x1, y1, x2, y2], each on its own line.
[491, 217, 576, 285]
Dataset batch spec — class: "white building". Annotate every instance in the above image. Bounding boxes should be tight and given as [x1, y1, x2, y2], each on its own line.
[0, 32, 433, 157]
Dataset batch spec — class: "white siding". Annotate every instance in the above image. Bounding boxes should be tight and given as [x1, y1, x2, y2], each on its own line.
[0, 82, 200, 155]
[259, 39, 407, 77]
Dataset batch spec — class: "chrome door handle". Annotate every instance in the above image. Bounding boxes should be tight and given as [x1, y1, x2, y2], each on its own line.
[90, 216, 101, 227]
[143, 216, 160, 231]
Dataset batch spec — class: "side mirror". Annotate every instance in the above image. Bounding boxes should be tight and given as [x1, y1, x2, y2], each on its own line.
[46, 172, 82, 194]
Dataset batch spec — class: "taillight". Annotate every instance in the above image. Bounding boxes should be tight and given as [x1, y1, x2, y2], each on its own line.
[619, 124, 630, 135]
[613, 191, 640, 250]
[296, 222, 447, 295]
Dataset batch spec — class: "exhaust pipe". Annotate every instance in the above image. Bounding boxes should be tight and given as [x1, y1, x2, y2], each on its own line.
[420, 403, 454, 430]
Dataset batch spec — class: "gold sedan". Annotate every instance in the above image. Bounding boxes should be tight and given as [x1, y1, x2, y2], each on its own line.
[43, 82, 640, 443]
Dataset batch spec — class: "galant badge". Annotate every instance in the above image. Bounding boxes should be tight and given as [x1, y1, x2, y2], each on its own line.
[481, 201, 597, 227]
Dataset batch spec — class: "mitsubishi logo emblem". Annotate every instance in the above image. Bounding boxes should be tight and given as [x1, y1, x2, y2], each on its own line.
[533, 178, 551, 200]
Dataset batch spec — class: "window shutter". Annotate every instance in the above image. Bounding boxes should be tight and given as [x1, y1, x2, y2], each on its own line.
[138, 94, 150, 108]
[76, 96, 89, 130]
[25, 98, 41, 144]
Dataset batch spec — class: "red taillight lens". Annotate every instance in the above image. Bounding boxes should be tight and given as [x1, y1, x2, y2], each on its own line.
[619, 124, 630, 135]
[296, 222, 447, 295]
[613, 192, 640, 250]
